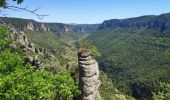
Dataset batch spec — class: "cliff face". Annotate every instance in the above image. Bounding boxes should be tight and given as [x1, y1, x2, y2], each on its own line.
[99, 13, 170, 31]
[78, 51, 101, 100]
[26, 21, 49, 32]
[0, 17, 49, 32]
[0, 17, 99, 33]
[8, 27, 56, 71]
[45, 23, 99, 33]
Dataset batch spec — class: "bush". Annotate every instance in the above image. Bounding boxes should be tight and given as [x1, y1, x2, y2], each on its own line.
[0, 26, 12, 51]
[79, 39, 101, 57]
[153, 82, 170, 100]
[0, 25, 80, 99]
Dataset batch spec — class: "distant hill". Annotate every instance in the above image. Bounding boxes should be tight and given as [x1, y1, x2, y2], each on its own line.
[0, 17, 99, 33]
[0, 17, 49, 31]
[99, 13, 170, 31]
[88, 13, 170, 99]
[45, 23, 99, 33]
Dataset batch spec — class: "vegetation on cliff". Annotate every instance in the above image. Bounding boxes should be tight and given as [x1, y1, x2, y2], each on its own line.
[0, 25, 80, 99]
[88, 27, 170, 99]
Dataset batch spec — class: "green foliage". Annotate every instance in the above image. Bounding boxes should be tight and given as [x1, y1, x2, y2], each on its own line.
[79, 39, 92, 49]
[79, 39, 101, 57]
[26, 32, 62, 53]
[0, 0, 23, 8]
[0, 66, 54, 99]
[0, 26, 12, 51]
[0, 26, 80, 99]
[12, 0, 24, 4]
[0, 67, 80, 99]
[57, 54, 68, 66]
[90, 46, 101, 57]
[88, 28, 170, 99]
[99, 72, 135, 100]
[153, 82, 170, 100]
[26, 31, 76, 66]
[0, 50, 23, 74]
[0, 65, 80, 99]
[99, 71, 117, 100]
[54, 71, 81, 99]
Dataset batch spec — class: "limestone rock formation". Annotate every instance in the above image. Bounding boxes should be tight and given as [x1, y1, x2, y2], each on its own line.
[78, 51, 101, 100]
[98, 13, 170, 31]
[0, 18, 49, 32]
[8, 27, 56, 70]
[10, 30, 36, 52]
[26, 21, 49, 32]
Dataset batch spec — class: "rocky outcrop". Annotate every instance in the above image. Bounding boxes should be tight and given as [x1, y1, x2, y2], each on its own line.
[0, 17, 49, 32]
[42, 23, 99, 33]
[98, 13, 170, 31]
[10, 30, 35, 52]
[26, 21, 49, 32]
[8, 27, 56, 70]
[24, 55, 41, 68]
[78, 51, 101, 100]
[0, 17, 99, 33]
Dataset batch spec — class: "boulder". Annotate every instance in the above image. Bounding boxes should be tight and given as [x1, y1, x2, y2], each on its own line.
[24, 56, 34, 64]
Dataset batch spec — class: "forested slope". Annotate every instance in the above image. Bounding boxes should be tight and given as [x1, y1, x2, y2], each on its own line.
[88, 13, 170, 99]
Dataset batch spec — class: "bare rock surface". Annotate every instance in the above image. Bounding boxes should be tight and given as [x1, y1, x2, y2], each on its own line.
[78, 51, 101, 100]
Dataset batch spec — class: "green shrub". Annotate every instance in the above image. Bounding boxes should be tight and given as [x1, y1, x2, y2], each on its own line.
[79, 39, 101, 57]
[0, 25, 80, 99]
[0, 26, 12, 51]
[153, 82, 170, 100]
[0, 50, 23, 74]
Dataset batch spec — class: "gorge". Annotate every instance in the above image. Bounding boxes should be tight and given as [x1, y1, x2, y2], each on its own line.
[1, 12, 170, 100]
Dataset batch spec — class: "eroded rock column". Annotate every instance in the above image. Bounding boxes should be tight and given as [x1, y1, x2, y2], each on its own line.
[78, 51, 101, 100]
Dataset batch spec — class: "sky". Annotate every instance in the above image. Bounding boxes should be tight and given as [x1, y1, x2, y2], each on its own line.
[3, 0, 170, 24]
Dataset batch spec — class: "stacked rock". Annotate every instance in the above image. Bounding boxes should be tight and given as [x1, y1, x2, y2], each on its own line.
[78, 51, 101, 100]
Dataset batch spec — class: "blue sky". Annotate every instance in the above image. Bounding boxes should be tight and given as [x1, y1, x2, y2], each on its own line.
[4, 0, 170, 24]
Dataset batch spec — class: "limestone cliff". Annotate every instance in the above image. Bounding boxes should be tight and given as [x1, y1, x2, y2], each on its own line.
[98, 13, 170, 31]
[78, 51, 101, 100]
[45, 23, 99, 33]
[0, 17, 99, 34]
[0, 17, 49, 32]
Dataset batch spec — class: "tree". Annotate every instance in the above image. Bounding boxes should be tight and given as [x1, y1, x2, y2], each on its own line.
[0, 0, 48, 19]
[0, 25, 80, 99]
[0, 26, 12, 51]
[153, 82, 170, 100]
[0, 0, 23, 8]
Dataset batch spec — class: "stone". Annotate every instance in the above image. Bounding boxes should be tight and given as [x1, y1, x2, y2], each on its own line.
[10, 28, 17, 34]
[50, 55, 56, 59]
[27, 21, 34, 31]
[16, 32, 30, 51]
[35, 48, 39, 54]
[78, 51, 91, 57]
[79, 55, 93, 61]
[32, 55, 41, 67]
[79, 60, 96, 65]
[28, 42, 34, 48]
[78, 51, 101, 100]
[79, 63, 98, 77]
[24, 56, 34, 64]
[9, 44, 16, 49]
